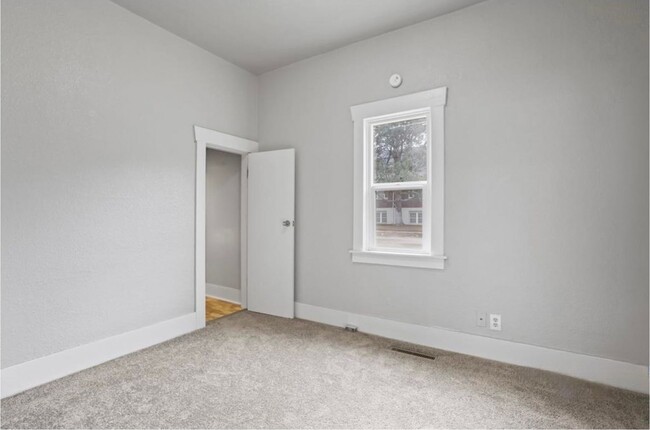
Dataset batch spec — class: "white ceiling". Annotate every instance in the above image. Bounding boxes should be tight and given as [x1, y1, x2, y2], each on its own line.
[111, 0, 486, 75]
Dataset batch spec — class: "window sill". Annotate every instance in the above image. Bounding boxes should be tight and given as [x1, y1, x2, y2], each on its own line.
[350, 250, 446, 270]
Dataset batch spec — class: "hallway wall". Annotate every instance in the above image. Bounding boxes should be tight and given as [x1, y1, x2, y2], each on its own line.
[206, 149, 241, 293]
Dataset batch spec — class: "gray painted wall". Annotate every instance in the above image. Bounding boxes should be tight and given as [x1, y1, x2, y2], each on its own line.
[258, 0, 649, 365]
[1, 0, 257, 368]
[206, 149, 241, 290]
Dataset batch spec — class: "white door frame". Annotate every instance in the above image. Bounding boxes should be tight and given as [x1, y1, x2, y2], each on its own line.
[194, 125, 258, 329]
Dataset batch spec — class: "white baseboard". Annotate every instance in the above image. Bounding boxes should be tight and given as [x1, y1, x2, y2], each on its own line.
[295, 302, 649, 394]
[206, 283, 240, 304]
[3, 304, 646, 399]
[1, 312, 197, 399]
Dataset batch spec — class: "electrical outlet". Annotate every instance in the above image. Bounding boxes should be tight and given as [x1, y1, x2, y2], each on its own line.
[489, 314, 501, 331]
[476, 312, 487, 327]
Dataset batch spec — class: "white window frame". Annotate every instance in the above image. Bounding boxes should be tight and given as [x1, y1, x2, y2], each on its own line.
[365, 111, 430, 255]
[350, 87, 447, 270]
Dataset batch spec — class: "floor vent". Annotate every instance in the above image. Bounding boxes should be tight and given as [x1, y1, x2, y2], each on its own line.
[390, 347, 436, 360]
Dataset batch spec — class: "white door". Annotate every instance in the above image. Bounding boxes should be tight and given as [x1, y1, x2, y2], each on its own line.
[247, 149, 295, 318]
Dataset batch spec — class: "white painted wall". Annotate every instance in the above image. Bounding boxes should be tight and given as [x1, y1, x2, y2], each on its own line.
[1, 0, 257, 368]
[258, 0, 649, 366]
[206, 149, 241, 290]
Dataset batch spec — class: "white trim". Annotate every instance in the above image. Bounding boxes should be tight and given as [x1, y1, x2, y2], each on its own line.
[239, 155, 249, 309]
[195, 141, 207, 328]
[350, 88, 447, 269]
[194, 126, 258, 154]
[1, 313, 197, 399]
[194, 126, 258, 328]
[351, 87, 447, 121]
[295, 302, 649, 394]
[350, 250, 446, 269]
[206, 283, 241, 305]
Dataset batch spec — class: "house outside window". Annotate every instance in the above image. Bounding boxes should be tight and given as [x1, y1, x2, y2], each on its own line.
[350, 87, 447, 269]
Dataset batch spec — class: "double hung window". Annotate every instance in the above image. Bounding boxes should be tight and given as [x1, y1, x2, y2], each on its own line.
[350, 87, 447, 269]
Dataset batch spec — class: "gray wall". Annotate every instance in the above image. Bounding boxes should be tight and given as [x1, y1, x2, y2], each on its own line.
[206, 149, 241, 290]
[258, 0, 649, 365]
[1, 0, 257, 368]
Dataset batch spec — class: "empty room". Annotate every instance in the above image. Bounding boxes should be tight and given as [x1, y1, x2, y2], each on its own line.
[1, 0, 648, 428]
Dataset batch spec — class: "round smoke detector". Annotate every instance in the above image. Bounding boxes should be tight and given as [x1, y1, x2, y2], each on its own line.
[389, 73, 402, 88]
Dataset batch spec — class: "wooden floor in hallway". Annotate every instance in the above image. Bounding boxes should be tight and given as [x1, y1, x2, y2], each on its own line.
[206, 296, 242, 322]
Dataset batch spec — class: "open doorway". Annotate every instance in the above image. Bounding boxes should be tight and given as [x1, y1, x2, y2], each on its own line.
[194, 125, 258, 329]
[205, 148, 243, 322]
[194, 125, 295, 329]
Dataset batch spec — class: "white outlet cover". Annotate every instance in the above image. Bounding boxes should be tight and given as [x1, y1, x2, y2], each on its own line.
[489, 314, 502, 331]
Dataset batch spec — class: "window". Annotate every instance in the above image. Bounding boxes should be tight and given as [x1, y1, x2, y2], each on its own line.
[376, 210, 388, 224]
[350, 87, 447, 269]
[409, 210, 423, 225]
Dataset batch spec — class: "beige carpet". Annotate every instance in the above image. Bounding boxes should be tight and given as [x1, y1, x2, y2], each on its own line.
[2, 311, 648, 429]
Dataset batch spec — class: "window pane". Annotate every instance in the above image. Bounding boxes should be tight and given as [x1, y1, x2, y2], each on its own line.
[407, 210, 422, 224]
[374, 189, 423, 250]
[373, 117, 427, 183]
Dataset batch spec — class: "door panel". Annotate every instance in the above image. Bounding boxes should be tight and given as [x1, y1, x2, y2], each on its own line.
[247, 149, 295, 318]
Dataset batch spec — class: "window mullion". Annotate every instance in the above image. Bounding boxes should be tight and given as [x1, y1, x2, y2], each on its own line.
[370, 181, 426, 191]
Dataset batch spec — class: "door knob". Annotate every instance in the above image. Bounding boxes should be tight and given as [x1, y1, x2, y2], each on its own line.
[282, 220, 291, 227]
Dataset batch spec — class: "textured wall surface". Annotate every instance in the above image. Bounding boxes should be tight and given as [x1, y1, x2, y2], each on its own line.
[2, 0, 648, 372]
[1, 0, 257, 367]
[259, 0, 649, 365]
[206, 149, 241, 290]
